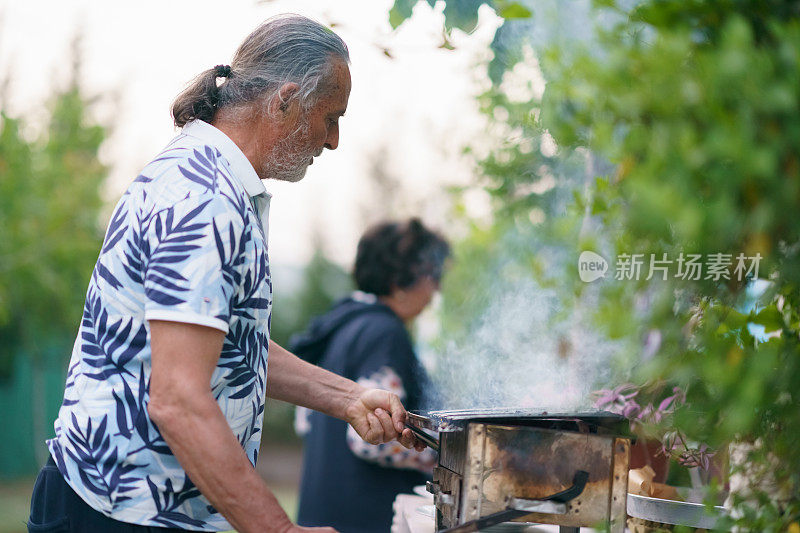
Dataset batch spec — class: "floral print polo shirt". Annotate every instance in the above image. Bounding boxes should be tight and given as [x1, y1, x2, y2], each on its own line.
[47, 120, 272, 531]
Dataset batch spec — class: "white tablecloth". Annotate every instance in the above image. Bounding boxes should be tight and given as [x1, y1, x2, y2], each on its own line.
[391, 492, 600, 533]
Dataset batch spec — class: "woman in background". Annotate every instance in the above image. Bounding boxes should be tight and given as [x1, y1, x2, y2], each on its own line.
[291, 218, 450, 532]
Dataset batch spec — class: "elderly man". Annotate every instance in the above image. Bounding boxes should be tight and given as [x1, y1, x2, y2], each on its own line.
[27, 15, 421, 533]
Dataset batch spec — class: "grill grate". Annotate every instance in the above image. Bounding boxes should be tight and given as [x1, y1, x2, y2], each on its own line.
[407, 408, 627, 434]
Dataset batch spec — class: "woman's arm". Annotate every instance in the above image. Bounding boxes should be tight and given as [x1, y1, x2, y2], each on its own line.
[266, 340, 423, 449]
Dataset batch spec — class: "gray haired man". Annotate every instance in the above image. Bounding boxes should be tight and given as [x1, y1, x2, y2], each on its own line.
[28, 14, 422, 533]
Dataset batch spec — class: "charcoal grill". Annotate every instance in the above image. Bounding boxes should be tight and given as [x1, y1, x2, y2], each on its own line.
[405, 408, 630, 532]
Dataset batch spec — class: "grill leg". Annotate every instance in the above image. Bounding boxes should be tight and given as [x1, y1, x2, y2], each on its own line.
[559, 528, 579, 533]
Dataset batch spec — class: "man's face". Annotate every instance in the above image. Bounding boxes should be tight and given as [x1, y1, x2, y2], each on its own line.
[263, 59, 351, 183]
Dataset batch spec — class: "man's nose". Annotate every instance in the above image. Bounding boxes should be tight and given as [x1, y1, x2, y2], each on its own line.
[324, 126, 339, 151]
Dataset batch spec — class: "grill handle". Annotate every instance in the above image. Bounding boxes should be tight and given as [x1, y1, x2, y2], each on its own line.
[439, 470, 590, 533]
[405, 423, 440, 453]
[534, 469, 590, 503]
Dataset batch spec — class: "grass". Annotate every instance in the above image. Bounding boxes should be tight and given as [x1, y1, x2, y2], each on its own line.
[0, 477, 34, 533]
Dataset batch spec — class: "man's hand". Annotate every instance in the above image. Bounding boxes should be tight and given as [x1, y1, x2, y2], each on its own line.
[265, 341, 426, 452]
[344, 388, 425, 451]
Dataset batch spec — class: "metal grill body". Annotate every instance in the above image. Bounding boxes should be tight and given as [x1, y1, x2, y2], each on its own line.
[408, 409, 630, 532]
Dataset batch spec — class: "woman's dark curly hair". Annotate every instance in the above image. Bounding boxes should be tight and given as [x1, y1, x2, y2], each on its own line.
[354, 218, 450, 296]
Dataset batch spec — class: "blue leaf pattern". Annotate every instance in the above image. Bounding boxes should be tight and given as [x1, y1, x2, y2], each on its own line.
[63, 413, 139, 501]
[47, 132, 271, 531]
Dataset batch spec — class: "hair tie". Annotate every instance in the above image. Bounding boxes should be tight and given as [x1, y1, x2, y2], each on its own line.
[214, 64, 232, 78]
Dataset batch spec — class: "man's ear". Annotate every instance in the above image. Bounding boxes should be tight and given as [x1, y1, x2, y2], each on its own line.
[269, 82, 301, 118]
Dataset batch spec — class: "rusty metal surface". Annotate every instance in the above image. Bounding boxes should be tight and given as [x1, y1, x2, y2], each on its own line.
[440, 431, 468, 475]
[432, 466, 462, 528]
[445, 423, 629, 529]
[463, 423, 488, 522]
[609, 438, 630, 533]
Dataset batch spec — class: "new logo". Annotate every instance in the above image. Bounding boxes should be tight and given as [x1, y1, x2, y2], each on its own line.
[578, 251, 608, 282]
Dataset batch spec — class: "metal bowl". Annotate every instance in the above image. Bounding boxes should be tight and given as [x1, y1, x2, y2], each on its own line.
[627, 491, 727, 529]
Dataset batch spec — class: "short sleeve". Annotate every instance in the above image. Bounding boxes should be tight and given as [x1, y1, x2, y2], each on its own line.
[142, 192, 245, 333]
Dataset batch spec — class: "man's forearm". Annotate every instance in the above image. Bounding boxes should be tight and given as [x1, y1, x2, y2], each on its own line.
[266, 340, 364, 420]
[149, 393, 292, 533]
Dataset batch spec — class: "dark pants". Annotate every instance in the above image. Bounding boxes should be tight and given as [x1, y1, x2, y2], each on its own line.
[28, 457, 185, 532]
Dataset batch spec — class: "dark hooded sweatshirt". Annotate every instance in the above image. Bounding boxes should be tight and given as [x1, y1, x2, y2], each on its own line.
[291, 296, 431, 532]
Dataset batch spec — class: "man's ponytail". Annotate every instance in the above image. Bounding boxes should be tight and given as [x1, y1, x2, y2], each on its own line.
[171, 67, 227, 128]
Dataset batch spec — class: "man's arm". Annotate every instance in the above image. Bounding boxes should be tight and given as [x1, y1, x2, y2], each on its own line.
[266, 340, 423, 450]
[147, 321, 334, 533]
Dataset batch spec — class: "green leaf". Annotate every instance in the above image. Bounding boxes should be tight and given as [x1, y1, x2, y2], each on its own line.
[439, 34, 456, 50]
[389, 0, 417, 29]
[493, 0, 532, 19]
[721, 308, 748, 331]
[488, 20, 527, 84]
[442, 0, 484, 33]
[751, 306, 784, 333]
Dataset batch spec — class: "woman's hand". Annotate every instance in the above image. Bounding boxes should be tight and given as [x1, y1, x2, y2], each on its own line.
[343, 388, 424, 451]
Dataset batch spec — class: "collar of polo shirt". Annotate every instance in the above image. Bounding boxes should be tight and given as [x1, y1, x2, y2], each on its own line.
[181, 120, 271, 200]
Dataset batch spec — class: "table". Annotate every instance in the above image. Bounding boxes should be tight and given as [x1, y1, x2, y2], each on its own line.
[392, 493, 600, 533]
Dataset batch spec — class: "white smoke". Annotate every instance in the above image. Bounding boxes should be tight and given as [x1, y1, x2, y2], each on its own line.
[415, 0, 646, 413]
[425, 274, 620, 412]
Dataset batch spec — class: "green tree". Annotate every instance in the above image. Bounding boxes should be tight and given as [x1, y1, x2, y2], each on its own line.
[293, 243, 353, 333]
[269, 236, 353, 348]
[543, 6, 800, 529]
[0, 59, 107, 377]
[263, 236, 352, 443]
[390, 0, 800, 528]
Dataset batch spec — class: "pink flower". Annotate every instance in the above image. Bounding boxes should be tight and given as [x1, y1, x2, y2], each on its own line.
[593, 383, 640, 413]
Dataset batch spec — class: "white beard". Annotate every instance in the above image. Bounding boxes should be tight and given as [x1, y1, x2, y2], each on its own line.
[262, 118, 319, 183]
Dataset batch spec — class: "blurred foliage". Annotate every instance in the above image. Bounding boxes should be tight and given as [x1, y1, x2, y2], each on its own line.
[391, 0, 799, 528]
[389, 0, 536, 83]
[543, 5, 800, 528]
[270, 241, 353, 348]
[0, 69, 107, 379]
[264, 241, 352, 443]
[292, 246, 353, 322]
